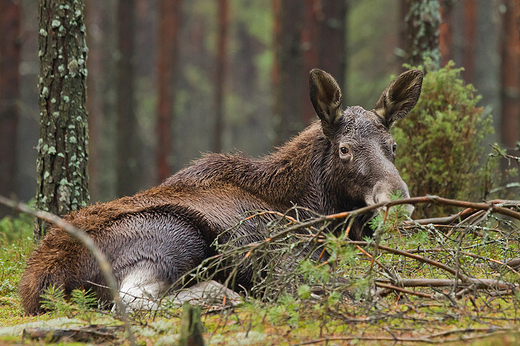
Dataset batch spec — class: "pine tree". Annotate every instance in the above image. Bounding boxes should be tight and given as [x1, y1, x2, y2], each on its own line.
[35, 0, 90, 240]
[0, 0, 21, 218]
[406, 0, 441, 69]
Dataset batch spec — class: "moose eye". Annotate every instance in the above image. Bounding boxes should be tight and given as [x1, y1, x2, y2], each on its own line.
[339, 144, 352, 161]
[392, 143, 397, 152]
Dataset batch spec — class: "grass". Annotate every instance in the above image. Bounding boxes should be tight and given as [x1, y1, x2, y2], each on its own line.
[0, 214, 34, 323]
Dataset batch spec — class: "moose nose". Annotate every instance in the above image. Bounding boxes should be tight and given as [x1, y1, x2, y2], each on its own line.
[368, 181, 414, 216]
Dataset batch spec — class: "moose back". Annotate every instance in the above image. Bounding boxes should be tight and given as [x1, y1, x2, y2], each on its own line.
[20, 68, 423, 315]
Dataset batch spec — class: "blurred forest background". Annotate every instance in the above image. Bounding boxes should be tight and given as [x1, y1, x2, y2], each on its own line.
[0, 0, 519, 219]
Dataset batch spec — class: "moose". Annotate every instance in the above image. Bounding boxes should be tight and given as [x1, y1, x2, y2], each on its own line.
[20, 68, 423, 315]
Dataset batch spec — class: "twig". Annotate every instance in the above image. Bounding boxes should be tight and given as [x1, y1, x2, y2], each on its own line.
[375, 282, 435, 299]
[293, 330, 510, 345]
[0, 195, 136, 346]
[375, 278, 517, 291]
[405, 248, 520, 276]
[347, 241, 469, 282]
[325, 196, 520, 222]
[242, 210, 299, 224]
[427, 326, 512, 339]
[355, 245, 397, 281]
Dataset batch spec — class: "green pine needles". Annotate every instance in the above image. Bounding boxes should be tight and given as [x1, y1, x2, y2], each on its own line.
[41, 285, 98, 324]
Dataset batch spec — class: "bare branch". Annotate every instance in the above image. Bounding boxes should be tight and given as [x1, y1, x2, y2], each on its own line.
[375, 282, 436, 299]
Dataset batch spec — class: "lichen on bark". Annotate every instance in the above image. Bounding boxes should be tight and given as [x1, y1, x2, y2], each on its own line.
[406, 0, 441, 70]
[35, 0, 89, 240]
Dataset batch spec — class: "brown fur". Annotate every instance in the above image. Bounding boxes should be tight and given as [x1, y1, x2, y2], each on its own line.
[19, 69, 423, 315]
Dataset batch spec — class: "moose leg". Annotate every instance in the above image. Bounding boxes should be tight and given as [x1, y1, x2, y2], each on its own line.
[118, 266, 170, 310]
[20, 209, 212, 314]
[109, 212, 210, 311]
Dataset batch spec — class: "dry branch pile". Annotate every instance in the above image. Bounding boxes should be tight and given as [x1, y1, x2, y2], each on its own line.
[175, 196, 520, 343]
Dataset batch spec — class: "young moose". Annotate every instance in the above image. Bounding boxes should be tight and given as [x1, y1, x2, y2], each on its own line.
[20, 69, 423, 315]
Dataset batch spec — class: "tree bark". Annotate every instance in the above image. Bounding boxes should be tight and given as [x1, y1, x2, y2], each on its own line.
[474, 0, 502, 147]
[316, 0, 347, 92]
[156, 0, 182, 182]
[213, 0, 229, 153]
[500, 0, 520, 155]
[85, 0, 118, 202]
[302, 0, 347, 125]
[302, 0, 319, 126]
[116, 0, 140, 197]
[85, 0, 103, 201]
[398, 0, 410, 70]
[272, 0, 305, 146]
[406, 0, 441, 69]
[439, 0, 454, 66]
[35, 0, 90, 240]
[0, 0, 21, 218]
[461, 0, 477, 82]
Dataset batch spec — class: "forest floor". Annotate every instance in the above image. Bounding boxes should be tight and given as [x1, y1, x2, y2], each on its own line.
[1, 201, 520, 345]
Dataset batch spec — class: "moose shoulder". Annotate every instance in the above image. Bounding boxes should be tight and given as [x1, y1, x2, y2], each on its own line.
[19, 69, 423, 315]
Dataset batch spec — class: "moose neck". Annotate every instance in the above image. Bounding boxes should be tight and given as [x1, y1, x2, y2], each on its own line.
[250, 123, 322, 209]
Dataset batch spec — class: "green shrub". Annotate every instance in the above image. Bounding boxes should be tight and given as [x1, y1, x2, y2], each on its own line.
[392, 61, 494, 218]
[0, 213, 33, 243]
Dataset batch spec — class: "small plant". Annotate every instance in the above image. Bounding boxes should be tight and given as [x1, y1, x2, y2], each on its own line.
[368, 191, 409, 239]
[392, 61, 494, 217]
[70, 288, 98, 324]
[40, 285, 98, 323]
[40, 285, 71, 317]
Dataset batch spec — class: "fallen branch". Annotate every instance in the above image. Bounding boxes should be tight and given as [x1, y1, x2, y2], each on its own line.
[324, 196, 520, 222]
[375, 282, 435, 299]
[22, 325, 122, 343]
[375, 278, 517, 292]
[405, 248, 520, 276]
[294, 329, 512, 345]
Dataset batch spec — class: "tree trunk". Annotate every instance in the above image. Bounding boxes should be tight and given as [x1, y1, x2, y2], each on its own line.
[461, 0, 477, 82]
[302, 0, 347, 124]
[439, 0, 454, 66]
[398, 0, 410, 70]
[272, 0, 305, 145]
[156, 0, 182, 182]
[316, 0, 347, 91]
[406, 0, 441, 69]
[213, 0, 229, 153]
[85, 0, 103, 201]
[0, 0, 21, 218]
[302, 0, 319, 126]
[179, 303, 204, 346]
[116, 0, 140, 197]
[474, 0, 502, 147]
[85, 0, 118, 202]
[500, 0, 520, 155]
[35, 0, 90, 240]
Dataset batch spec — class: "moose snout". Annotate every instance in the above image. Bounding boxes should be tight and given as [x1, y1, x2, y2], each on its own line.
[366, 180, 414, 216]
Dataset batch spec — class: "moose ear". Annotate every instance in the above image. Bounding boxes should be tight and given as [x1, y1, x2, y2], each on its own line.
[374, 69, 423, 128]
[309, 69, 343, 138]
